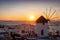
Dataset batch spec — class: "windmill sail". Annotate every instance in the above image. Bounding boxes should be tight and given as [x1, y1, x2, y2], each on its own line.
[49, 10, 56, 18]
[48, 8, 51, 18]
[46, 8, 48, 19]
[42, 8, 57, 22]
[51, 17, 58, 19]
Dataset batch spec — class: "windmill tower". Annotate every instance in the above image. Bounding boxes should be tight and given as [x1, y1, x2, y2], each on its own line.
[35, 8, 57, 37]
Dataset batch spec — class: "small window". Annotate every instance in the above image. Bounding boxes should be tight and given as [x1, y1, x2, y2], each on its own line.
[41, 29, 44, 35]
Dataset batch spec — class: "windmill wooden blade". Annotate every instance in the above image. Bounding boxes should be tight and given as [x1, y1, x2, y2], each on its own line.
[49, 10, 56, 18]
[43, 8, 48, 19]
[48, 8, 51, 18]
[46, 8, 48, 19]
[48, 17, 58, 21]
[43, 12, 47, 18]
[51, 17, 58, 19]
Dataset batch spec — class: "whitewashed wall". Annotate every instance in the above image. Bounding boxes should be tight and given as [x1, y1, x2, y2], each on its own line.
[35, 23, 48, 37]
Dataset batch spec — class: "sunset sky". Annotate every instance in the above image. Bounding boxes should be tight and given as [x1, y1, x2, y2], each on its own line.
[0, 0, 60, 21]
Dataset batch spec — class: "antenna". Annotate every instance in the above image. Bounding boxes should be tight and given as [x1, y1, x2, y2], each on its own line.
[49, 10, 56, 18]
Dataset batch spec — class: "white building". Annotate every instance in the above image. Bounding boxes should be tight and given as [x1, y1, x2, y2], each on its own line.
[35, 16, 49, 37]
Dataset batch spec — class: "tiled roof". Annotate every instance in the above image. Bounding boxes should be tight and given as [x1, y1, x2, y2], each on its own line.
[36, 16, 48, 24]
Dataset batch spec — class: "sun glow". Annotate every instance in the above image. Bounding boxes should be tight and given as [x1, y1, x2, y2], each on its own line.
[29, 16, 35, 21]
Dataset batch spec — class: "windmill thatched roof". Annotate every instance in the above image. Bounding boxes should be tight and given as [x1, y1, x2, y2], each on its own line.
[36, 16, 48, 24]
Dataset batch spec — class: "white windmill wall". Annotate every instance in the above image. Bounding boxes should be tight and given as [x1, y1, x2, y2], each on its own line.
[36, 23, 48, 37]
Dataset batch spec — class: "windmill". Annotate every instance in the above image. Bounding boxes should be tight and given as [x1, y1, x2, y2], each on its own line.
[42, 8, 58, 32]
[35, 8, 58, 37]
